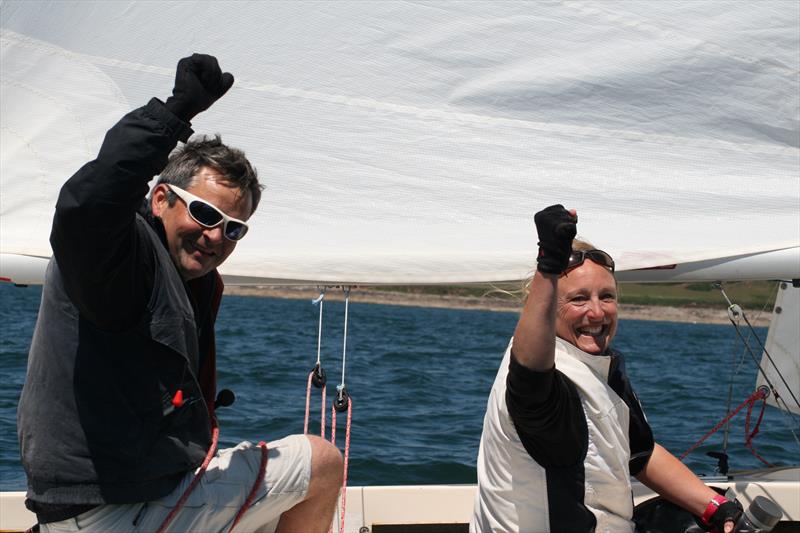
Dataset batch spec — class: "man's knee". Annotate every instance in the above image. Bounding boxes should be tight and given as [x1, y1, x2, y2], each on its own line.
[306, 435, 343, 489]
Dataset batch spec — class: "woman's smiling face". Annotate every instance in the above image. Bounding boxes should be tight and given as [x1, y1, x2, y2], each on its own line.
[555, 260, 618, 354]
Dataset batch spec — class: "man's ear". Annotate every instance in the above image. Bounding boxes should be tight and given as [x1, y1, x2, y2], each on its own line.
[151, 184, 169, 216]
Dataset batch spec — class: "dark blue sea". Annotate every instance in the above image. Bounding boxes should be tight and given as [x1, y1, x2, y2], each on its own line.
[1, 283, 797, 490]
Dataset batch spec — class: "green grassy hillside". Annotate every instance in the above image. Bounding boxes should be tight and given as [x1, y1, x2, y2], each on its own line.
[617, 281, 778, 309]
[374, 281, 779, 311]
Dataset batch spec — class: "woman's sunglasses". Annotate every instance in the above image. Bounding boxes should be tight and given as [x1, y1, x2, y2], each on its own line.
[166, 185, 249, 241]
[567, 249, 615, 273]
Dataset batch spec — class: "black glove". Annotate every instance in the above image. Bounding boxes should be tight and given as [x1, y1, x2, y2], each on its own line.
[165, 53, 234, 122]
[695, 498, 743, 533]
[534, 204, 577, 274]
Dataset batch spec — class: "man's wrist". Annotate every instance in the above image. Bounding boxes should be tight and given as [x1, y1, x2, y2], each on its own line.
[148, 98, 194, 142]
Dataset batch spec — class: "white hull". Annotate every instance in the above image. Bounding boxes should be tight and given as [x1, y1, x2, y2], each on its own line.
[2, 467, 797, 532]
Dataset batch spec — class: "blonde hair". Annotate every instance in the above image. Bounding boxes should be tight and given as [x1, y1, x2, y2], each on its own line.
[570, 238, 596, 253]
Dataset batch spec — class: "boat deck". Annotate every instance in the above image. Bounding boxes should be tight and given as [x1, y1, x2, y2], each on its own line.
[2, 467, 797, 532]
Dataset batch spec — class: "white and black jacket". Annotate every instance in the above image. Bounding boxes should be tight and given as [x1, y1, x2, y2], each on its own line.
[472, 338, 654, 533]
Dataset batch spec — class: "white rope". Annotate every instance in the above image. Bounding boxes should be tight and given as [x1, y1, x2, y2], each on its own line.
[313, 287, 326, 366]
[339, 286, 351, 388]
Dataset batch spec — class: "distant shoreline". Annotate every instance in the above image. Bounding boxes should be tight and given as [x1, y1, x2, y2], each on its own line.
[223, 286, 772, 327]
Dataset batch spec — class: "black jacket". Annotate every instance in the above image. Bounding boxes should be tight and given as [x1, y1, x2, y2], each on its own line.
[17, 99, 221, 510]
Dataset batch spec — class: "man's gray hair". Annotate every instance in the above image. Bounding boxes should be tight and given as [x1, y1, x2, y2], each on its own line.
[156, 134, 262, 214]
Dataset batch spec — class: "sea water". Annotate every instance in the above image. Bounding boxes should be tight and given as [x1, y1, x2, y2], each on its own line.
[1, 283, 797, 490]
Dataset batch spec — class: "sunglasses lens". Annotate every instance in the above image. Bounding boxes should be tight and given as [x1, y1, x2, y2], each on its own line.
[189, 201, 223, 227]
[587, 250, 615, 271]
[567, 250, 615, 272]
[225, 222, 248, 241]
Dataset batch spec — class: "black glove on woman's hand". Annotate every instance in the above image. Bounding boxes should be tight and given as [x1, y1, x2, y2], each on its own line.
[707, 499, 743, 533]
[165, 53, 234, 122]
[534, 204, 577, 275]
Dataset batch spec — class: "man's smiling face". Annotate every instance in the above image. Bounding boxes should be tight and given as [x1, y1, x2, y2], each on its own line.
[151, 166, 252, 280]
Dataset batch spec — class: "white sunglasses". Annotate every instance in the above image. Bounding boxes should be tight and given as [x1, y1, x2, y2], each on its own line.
[166, 184, 249, 241]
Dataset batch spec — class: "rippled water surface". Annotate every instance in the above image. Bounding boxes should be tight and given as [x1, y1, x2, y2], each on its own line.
[1, 283, 796, 490]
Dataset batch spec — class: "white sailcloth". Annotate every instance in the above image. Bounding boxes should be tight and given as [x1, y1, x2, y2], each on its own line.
[1, 1, 799, 285]
[757, 284, 800, 416]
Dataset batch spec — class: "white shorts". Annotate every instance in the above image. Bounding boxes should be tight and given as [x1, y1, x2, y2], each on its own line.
[42, 434, 312, 533]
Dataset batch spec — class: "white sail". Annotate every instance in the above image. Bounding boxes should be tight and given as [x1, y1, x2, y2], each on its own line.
[757, 283, 800, 416]
[2, 1, 798, 285]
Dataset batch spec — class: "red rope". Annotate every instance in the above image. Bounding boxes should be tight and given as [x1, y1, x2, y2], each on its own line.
[339, 400, 352, 533]
[156, 423, 219, 533]
[321, 385, 327, 438]
[328, 399, 352, 533]
[227, 441, 270, 532]
[304, 371, 314, 434]
[744, 393, 773, 467]
[155, 422, 272, 533]
[680, 388, 769, 461]
[330, 403, 336, 443]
